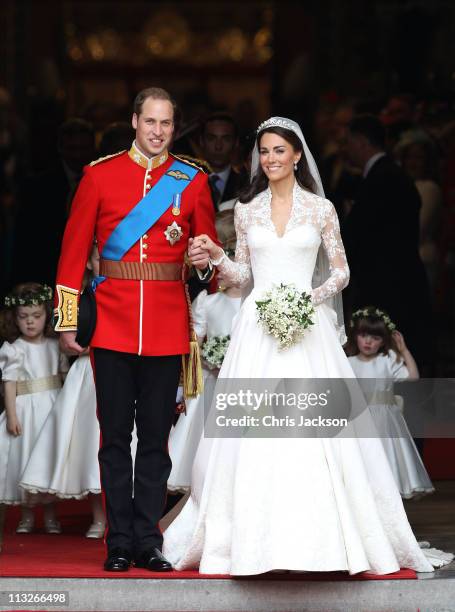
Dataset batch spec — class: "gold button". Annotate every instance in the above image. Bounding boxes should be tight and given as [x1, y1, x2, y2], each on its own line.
[68, 299, 73, 304]
[143, 243, 148, 249]
[68, 315, 73, 321]
[143, 253, 148, 260]
[143, 234, 148, 239]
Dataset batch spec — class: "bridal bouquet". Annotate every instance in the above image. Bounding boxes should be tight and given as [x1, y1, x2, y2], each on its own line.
[201, 335, 230, 369]
[255, 283, 315, 350]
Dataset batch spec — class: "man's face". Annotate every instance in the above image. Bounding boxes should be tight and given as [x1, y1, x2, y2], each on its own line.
[60, 133, 96, 174]
[343, 130, 364, 169]
[132, 97, 174, 158]
[200, 120, 236, 170]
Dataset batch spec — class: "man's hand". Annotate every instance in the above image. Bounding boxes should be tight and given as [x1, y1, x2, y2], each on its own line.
[188, 235, 223, 270]
[188, 237, 209, 270]
[59, 331, 85, 356]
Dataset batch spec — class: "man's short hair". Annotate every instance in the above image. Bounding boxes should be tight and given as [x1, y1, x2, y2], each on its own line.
[201, 112, 238, 139]
[99, 122, 135, 157]
[133, 87, 177, 118]
[348, 114, 386, 149]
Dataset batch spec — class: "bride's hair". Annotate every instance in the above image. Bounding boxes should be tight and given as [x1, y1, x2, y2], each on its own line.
[239, 126, 317, 203]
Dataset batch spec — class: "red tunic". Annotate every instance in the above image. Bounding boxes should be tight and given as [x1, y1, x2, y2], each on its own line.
[55, 146, 217, 356]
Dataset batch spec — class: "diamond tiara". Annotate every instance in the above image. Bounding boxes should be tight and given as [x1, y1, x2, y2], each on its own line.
[256, 117, 296, 134]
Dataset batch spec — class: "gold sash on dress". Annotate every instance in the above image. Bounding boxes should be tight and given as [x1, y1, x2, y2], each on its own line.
[16, 375, 62, 396]
[364, 390, 396, 406]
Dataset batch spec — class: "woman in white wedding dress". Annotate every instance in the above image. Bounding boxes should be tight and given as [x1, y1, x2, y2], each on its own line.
[163, 117, 452, 576]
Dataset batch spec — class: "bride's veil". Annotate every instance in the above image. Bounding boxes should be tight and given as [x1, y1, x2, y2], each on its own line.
[246, 116, 347, 345]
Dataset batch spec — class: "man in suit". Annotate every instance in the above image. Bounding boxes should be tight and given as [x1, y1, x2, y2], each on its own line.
[342, 114, 432, 372]
[200, 112, 248, 211]
[55, 88, 217, 572]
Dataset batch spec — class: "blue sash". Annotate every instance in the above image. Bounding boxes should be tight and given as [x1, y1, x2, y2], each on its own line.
[103, 159, 198, 260]
[93, 159, 197, 289]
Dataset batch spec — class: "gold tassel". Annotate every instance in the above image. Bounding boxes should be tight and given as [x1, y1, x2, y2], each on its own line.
[182, 330, 203, 399]
[182, 277, 204, 400]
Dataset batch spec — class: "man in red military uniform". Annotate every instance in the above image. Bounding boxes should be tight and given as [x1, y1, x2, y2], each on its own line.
[55, 88, 217, 571]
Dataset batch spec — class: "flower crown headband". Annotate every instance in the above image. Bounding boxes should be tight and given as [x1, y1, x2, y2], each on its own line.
[350, 307, 396, 332]
[4, 285, 53, 308]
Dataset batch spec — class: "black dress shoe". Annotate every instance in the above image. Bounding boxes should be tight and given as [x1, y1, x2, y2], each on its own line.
[135, 548, 173, 572]
[104, 547, 132, 572]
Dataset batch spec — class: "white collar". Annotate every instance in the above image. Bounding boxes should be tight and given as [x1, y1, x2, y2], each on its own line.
[363, 152, 386, 178]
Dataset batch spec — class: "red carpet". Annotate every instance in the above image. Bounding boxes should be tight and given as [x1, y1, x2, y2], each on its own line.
[425, 438, 455, 479]
[1, 500, 416, 580]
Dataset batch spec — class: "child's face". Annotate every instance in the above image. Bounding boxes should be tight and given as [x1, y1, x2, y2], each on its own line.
[15, 304, 47, 340]
[356, 332, 384, 357]
[88, 246, 100, 277]
[216, 269, 233, 290]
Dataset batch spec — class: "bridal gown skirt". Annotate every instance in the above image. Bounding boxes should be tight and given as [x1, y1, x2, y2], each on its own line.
[163, 297, 444, 575]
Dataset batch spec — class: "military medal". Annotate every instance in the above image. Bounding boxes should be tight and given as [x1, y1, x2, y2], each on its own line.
[172, 193, 181, 216]
[164, 221, 183, 246]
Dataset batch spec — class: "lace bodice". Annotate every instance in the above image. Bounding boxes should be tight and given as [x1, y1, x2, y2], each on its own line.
[217, 183, 349, 305]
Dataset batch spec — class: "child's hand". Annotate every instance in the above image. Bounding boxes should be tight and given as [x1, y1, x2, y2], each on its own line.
[6, 415, 22, 436]
[392, 330, 407, 352]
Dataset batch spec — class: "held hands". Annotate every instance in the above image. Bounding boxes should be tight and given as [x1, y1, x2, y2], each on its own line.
[188, 235, 222, 270]
[59, 331, 85, 356]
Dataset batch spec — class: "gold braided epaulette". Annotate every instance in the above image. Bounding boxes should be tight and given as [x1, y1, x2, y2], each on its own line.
[89, 150, 126, 167]
[172, 154, 212, 175]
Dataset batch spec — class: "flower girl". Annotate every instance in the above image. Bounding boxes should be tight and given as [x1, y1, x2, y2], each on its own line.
[346, 306, 434, 499]
[167, 210, 241, 492]
[0, 283, 68, 532]
[19, 247, 105, 537]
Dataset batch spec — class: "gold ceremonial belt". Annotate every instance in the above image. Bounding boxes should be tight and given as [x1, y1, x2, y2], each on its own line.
[100, 259, 184, 281]
[16, 375, 62, 396]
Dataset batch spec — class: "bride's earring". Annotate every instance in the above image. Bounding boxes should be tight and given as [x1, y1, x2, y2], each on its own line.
[294, 161, 298, 171]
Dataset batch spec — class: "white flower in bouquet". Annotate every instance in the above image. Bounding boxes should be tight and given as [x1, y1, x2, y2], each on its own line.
[255, 283, 315, 350]
[201, 335, 231, 369]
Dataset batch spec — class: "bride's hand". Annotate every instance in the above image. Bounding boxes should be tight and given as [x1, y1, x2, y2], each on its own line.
[189, 235, 223, 266]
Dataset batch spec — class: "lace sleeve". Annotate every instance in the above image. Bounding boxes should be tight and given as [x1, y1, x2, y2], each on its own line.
[312, 201, 350, 306]
[216, 203, 252, 288]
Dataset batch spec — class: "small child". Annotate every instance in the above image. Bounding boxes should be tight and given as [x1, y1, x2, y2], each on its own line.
[0, 282, 68, 532]
[19, 245, 106, 537]
[346, 306, 434, 499]
[167, 210, 241, 492]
